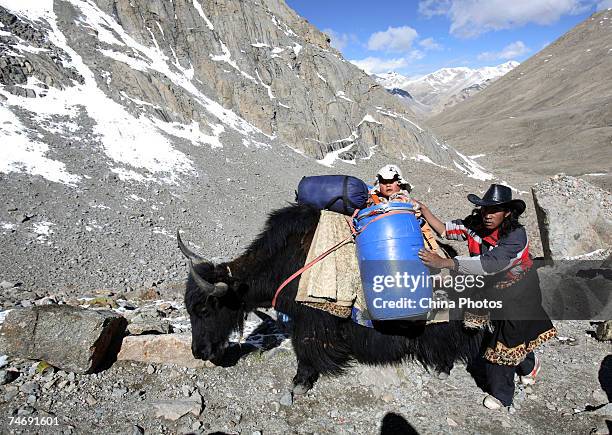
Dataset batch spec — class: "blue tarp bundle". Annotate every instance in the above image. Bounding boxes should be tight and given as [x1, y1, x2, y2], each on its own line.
[296, 175, 368, 216]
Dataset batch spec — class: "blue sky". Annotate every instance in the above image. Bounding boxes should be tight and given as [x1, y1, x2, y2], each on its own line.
[286, 0, 612, 77]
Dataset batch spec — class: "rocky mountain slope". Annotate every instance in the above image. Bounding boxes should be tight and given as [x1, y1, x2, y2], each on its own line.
[0, 0, 499, 294]
[0, 0, 488, 171]
[375, 61, 518, 118]
[428, 10, 612, 190]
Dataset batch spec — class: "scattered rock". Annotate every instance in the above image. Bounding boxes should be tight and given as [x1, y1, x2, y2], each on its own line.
[111, 387, 128, 398]
[86, 296, 118, 309]
[0, 369, 19, 385]
[593, 403, 612, 417]
[4, 386, 18, 401]
[151, 392, 202, 421]
[592, 389, 608, 403]
[19, 382, 40, 395]
[85, 393, 97, 406]
[0, 281, 18, 289]
[127, 316, 171, 335]
[138, 288, 160, 301]
[17, 405, 35, 416]
[279, 391, 293, 407]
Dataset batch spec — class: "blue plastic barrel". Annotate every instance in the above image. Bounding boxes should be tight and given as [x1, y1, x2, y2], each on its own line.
[354, 202, 432, 320]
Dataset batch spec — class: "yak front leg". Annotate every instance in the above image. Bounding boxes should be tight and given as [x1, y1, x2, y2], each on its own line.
[292, 357, 320, 395]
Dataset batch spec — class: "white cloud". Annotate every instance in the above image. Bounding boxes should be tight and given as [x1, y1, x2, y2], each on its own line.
[597, 0, 612, 9]
[322, 28, 356, 51]
[478, 41, 531, 60]
[367, 26, 419, 52]
[419, 37, 443, 50]
[349, 57, 409, 75]
[419, 0, 595, 38]
[418, 0, 452, 17]
[409, 49, 425, 60]
[350, 50, 424, 74]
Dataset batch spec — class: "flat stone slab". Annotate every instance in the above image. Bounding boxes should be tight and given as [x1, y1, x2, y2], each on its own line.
[0, 305, 127, 373]
[117, 334, 206, 368]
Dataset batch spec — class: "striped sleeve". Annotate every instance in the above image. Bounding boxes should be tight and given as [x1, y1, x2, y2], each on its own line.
[454, 227, 529, 276]
[444, 220, 468, 241]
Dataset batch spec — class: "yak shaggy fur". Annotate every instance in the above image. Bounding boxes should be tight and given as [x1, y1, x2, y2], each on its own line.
[183, 204, 483, 393]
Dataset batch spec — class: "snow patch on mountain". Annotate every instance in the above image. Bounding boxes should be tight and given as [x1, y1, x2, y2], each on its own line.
[0, 0, 290, 186]
[0, 104, 81, 185]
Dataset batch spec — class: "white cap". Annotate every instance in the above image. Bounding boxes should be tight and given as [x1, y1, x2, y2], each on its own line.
[374, 164, 412, 190]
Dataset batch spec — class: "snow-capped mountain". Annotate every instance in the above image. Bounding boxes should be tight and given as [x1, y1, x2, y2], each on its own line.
[375, 61, 519, 117]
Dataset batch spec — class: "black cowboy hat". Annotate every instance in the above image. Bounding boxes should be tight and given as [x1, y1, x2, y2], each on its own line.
[467, 184, 526, 216]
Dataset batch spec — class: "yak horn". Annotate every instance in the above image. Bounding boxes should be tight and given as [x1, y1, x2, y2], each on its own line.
[188, 260, 215, 293]
[177, 229, 207, 265]
[188, 261, 229, 297]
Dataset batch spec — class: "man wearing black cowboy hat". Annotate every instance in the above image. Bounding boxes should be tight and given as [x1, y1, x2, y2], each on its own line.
[415, 184, 528, 275]
[415, 183, 557, 411]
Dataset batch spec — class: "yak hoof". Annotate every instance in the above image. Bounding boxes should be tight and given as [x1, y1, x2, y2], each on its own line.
[291, 382, 312, 395]
[435, 371, 450, 380]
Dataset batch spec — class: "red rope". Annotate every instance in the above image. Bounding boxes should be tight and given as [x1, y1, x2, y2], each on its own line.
[271, 208, 415, 309]
[271, 235, 354, 308]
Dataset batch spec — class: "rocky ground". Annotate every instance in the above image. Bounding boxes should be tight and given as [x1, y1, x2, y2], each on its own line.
[3, 145, 611, 435]
[0, 283, 610, 435]
[0, 148, 548, 297]
[1, 158, 611, 434]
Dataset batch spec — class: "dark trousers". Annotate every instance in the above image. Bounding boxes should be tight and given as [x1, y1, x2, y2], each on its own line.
[485, 352, 535, 406]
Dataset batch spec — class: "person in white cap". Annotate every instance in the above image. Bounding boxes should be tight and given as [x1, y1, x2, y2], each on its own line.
[367, 165, 446, 260]
[367, 164, 414, 206]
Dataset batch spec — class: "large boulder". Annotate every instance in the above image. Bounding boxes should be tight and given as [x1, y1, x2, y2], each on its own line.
[0, 305, 127, 373]
[532, 175, 611, 260]
[596, 320, 612, 341]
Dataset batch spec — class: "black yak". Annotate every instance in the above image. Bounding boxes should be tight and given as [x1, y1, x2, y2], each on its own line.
[178, 204, 482, 394]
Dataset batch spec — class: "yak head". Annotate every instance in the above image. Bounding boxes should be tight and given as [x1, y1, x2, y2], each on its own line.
[177, 230, 246, 362]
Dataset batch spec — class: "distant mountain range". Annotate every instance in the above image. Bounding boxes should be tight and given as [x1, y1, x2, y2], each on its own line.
[375, 61, 519, 117]
[428, 9, 612, 190]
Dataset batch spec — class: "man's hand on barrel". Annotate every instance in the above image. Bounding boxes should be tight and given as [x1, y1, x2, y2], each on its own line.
[418, 248, 455, 270]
